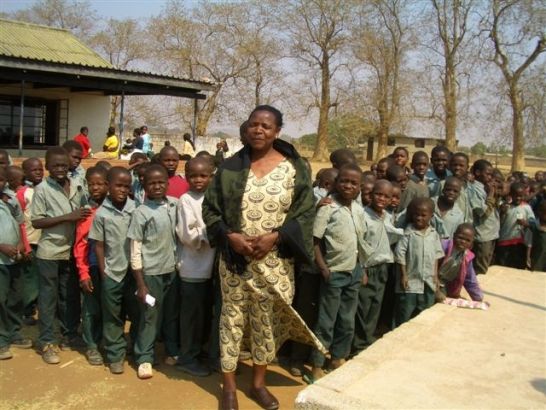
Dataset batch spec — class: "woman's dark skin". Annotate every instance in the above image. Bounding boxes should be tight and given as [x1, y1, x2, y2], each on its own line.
[223, 109, 284, 401]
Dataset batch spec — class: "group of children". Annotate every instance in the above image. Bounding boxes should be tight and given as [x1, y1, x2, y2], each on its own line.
[0, 141, 545, 385]
[307, 146, 545, 381]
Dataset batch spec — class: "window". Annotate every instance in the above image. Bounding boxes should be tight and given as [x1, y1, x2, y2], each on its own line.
[387, 137, 396, 146]
[414, 138, 425, 148]
[0, 97, 60, 148]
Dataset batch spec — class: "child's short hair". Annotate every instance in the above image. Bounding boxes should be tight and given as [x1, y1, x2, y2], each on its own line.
[95, 160, 112, 171]
[386, 165, 406, 181]
[45, 147, 68, 164]
[393, 146, 409, 156]
[377, 157, 394, 167]
[185, 156, 214, 174]
[337, 163, 362, 176]
[471, 159, 492, 174]
[431, 145, 451, 158]
[62, 140, 83, 153]
[411, 150, 429, 163]
[450, 152, 469, 164]
[107, 166, 131, 183]
[455, 222, 475, 236]
[143, 164, 168, 183]
[159, 145, 179, 158]
[129, 152, 148, 164]
[408, 197, 434, 220]
[443, 175, 462, 188]
[509, 181, 525, 195]
[330, 149, 357, 168]
[361, 170, 376, 182]
[85, 166, 107, 180]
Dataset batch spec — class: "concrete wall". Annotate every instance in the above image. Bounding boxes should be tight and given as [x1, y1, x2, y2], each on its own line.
[0, 83, 109, 157]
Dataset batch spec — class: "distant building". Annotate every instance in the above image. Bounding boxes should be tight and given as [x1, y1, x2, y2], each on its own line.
[0, 18, 213, 156]
[362, 135, 450, 161]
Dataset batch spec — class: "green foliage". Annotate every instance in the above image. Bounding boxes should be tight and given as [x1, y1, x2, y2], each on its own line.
[526, 145, 546, 158]
[470, 142, 487, 155]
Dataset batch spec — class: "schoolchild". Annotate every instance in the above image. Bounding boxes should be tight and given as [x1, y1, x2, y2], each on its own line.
[159, 146, 189, 199]
[310, 164, 366, 381]
[74, 167, 109, 366]
[352, 180, 402, 355]
[175, 157, 215, 377]
[426, 145, 452, 197]
[18, 158, 44, 324]
[468, 159, 499, 275]
[496, 182, 535, 269]
[0, 167, 32, 360]
[88, 167, 138, 375]
[437, 223, 483, 301]
[30, 147, 90, 364]
[127, 164, 178, 379]
[62, 140, 86, 189]
[433, 176, 465, 240]
[313, 168, 338, 203]
[393, 198, 444, 327]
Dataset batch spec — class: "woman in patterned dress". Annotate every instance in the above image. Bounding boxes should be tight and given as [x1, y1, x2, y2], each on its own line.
[203, 105, 325, 410]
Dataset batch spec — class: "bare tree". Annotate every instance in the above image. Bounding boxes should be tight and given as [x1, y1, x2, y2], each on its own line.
[353, 0, 408, 160]
[150, 1, 252, 136]
[430, 0, 474, 150]
[11, 0, 97, 39]
[90, 18, 147, 125]
[283, 0, 353, 161]
[483, 0, 545, 171]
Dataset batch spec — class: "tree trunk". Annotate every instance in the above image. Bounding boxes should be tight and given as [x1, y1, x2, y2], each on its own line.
[195, 88, 221, 136]
[509, 84, 525, 171]
[312, 55, 330, 162]
[375, 123, 389, 161]
[109, 96, 119, 127]
[444, 66, 457, 150]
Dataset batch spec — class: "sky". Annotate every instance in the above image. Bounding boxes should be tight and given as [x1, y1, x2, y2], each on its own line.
[0, 0, 319, 139]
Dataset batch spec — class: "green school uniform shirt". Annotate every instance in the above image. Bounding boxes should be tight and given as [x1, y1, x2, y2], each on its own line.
[498, 203, 535, 242]
[394, 224, 444, 294]
[432, 197, 465, 240]
[30, 176, 87, 260]
[398, 179, 429, 212]
[468, 180, 499, 242]
[0, 200, 21, 265]
[88, 196, 136, 282]
[313, 197, 367, 272]
[362, 206, 403, 267]
[127, 197, 177, 276]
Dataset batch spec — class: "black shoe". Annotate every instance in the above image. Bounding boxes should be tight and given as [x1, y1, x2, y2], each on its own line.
[60, 336, 86, 351]
[11, 338, 33, 349]
[23, 316, 37, 326]
[176, 361, 210, 377]
[86, 349, 104, 366]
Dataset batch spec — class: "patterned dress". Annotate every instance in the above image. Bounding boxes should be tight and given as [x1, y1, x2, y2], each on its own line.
[219, 159, 325, 372]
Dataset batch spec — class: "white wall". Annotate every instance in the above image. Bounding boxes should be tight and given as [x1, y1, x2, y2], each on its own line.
[67, 93, 111, 152]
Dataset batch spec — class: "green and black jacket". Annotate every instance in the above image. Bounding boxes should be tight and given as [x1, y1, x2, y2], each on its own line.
[202, 139, 315, 275]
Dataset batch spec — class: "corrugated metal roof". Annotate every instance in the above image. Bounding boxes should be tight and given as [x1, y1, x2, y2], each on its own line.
[0, 18, 113, 69]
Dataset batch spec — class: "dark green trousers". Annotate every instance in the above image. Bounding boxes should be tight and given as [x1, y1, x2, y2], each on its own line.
[0, 264, 23, 348]
[37, 258, 81, 346]
[178, 279, 212, 365]
[21, 246, 38, 317]
[473, 240, 495, 275]
[352, 263, 389, 355]
[311, 266, 362, 368]
[393, 284, 435, 328]
[134, 272, 178, 365]
[290, 270, 321, 363]
[101, 272, 139, 363]
[81, 267, 102, 350]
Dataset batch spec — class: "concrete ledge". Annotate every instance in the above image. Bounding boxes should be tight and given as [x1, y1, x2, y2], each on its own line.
[296, 266, 546, 409]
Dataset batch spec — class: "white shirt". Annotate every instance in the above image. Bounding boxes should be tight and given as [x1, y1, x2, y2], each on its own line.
[176, 191, 215, 280]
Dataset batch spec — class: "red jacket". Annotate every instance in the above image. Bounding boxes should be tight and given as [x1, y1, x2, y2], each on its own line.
[74, 207, 98, 281]
[74, 134, 91, 158]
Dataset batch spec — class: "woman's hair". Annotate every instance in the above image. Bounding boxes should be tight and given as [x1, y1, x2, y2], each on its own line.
[107, 127, 116, 136]
[249, 105, 283, 128]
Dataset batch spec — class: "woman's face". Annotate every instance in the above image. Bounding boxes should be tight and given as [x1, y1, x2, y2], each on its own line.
[246, 111, 280, 152]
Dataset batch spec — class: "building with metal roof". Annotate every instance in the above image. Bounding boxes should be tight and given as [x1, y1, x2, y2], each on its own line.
[0, 18, 214, 156]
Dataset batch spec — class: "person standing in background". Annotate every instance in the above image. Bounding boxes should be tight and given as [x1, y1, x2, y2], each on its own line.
[73, 127, 92, 158]
[140, 126, 152, 156]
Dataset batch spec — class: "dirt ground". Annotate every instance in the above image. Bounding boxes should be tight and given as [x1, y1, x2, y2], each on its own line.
[0, 327, 306, 410]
